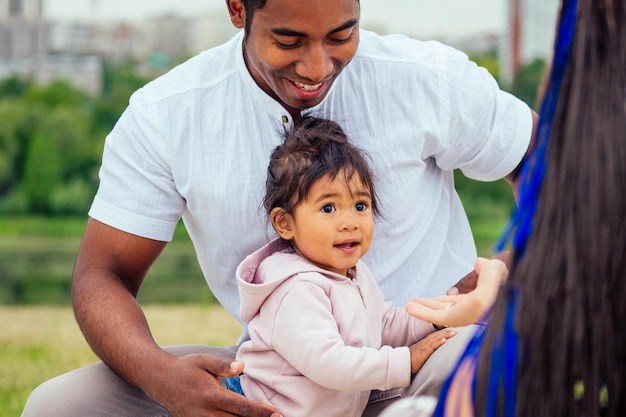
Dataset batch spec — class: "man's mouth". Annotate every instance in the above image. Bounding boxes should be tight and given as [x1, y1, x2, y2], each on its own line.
[292, 81, 323, 91]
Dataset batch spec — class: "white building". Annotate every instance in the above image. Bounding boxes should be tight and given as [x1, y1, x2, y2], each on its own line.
[0, 0, 47, 62]
[499, 0, 560, 86]
[0, 0, 102, 95]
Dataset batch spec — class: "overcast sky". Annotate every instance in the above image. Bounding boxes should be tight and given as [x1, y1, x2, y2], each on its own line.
[43, 0, 505, 39]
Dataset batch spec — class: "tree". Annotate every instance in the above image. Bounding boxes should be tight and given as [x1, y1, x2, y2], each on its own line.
[20, 132, 63, 214]
[0, 75, 30, 98]
[0, 100, 38, 195]
[508, 58, 548, 110]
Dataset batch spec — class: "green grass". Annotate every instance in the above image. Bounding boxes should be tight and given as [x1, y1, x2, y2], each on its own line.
[0, 304, 242, 416]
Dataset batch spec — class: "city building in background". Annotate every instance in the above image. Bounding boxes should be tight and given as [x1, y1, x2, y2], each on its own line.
[0, 0, 103, 94]
[0, 0, 236, 95]
[499, 0, 559, 86]
[2, 0, 558, 95]
[0, 0, 47, 62]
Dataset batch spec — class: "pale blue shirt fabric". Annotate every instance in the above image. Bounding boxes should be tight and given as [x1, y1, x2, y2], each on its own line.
[89, 29, 532, 337]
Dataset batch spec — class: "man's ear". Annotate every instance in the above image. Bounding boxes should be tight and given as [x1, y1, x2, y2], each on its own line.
[225, 0, 246, 29]
[270, 207, 294, 240]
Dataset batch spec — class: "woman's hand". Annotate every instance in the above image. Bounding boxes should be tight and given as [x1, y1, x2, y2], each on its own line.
[406, 258, 508, 328]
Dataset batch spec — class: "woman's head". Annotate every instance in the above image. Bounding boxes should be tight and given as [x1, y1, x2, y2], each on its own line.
[476, 1, 626, 416]
[264, 116, 379, 275]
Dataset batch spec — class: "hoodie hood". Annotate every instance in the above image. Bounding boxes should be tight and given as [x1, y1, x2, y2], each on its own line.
[236, 238, 350, 323]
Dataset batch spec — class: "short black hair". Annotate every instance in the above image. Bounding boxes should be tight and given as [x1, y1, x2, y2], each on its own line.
[240, 0, 360, 34]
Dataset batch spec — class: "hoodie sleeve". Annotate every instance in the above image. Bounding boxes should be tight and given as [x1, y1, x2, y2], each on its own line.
[271, 280, 411, 391]
[379, 300, 435, 347]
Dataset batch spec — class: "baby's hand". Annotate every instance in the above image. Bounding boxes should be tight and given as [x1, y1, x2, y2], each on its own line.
[408, 329, 456, 374]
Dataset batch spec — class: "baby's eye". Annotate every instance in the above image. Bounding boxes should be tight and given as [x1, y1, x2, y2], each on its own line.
[355, 202, 368, 212]
[321, 204, 335, 213]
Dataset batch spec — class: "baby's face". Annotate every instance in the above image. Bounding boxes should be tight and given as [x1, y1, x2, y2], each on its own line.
[287, 171, 373, 276]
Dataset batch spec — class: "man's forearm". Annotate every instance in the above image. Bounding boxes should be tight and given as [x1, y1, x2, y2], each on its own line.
[72, 270, 169, 391]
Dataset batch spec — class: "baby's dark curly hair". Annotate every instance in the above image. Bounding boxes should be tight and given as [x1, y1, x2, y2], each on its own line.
[263, 116, 379, 219]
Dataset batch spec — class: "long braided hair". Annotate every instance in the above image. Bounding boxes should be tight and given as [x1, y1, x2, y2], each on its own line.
[472, 0, 626, 416]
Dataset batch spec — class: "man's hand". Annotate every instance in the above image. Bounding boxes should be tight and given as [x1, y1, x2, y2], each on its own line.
[447, 251, 512, 295]
[145, 353, 281, 417]
[446, 269, 478, 296]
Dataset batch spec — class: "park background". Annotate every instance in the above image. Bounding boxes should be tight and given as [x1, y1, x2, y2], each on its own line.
[0, 2, 551, 415]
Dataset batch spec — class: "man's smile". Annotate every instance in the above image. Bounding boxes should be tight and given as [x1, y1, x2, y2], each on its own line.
[292, 80, 324, 91]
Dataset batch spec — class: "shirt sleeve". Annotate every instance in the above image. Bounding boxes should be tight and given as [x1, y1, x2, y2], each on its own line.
[424, 45, 533, 181]
[88, 90, 185, 241]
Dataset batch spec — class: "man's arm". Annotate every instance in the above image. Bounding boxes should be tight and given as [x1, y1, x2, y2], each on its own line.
[504, 110, 540, 188]
[449, 110, 539, 295]
[72, 218, 280, 417]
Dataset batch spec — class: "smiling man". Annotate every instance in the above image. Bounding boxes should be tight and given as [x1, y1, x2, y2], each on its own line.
[22, 0, 535, 416]
[235, 0, 360, 117]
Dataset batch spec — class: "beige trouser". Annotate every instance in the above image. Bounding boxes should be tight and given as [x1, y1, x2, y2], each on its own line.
[21, 325, 478, 417]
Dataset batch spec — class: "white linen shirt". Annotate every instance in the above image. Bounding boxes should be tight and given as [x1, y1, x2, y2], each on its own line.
[89, 29, 532, 334]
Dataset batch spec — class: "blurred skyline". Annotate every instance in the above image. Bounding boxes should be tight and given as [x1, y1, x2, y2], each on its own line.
[44, 0, 505, 40]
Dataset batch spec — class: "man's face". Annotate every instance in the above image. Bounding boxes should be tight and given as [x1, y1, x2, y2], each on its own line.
[242, 0, 360, 112]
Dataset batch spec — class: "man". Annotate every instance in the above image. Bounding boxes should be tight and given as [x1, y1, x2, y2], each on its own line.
[22, 0, 535, 416]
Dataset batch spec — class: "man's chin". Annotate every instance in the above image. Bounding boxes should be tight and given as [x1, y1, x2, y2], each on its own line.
[284, 97, 324, 112]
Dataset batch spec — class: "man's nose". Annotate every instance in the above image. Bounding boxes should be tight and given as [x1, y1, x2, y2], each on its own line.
[295, 43, 333, 82]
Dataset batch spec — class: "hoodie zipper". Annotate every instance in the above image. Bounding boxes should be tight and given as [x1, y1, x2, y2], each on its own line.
[351, 279, 366, 309]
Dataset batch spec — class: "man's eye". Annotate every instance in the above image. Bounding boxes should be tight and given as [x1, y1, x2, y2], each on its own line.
[275, 40, 300, 49]
[321, 204, 335, 213]
[355, 202, 368, 212]
[329, 32, 354, 45]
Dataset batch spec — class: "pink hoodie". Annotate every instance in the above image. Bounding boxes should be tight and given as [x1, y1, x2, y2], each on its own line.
[236, 239, 433, 417]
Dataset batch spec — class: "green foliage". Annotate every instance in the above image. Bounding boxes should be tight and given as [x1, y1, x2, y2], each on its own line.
[454, 170, 516, 256]
[470, 50, 501, 83]
[23, 79, 90, 109]
[0, 75, 30, 97]
[0, 99, 33, 194]
[507, 58, 548, 110]
[49, 179, 94, 215]
[93, 60, 151, 135]
[20, 133, 63, 213]
[0, 61, 150, 215]
[454, 170, 515, 221]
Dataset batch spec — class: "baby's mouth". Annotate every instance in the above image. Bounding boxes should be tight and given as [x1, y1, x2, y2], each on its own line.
[335, 241, 357, 249]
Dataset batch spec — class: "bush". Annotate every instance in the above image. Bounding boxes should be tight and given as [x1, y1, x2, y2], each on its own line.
[49, 179, 95, 215]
